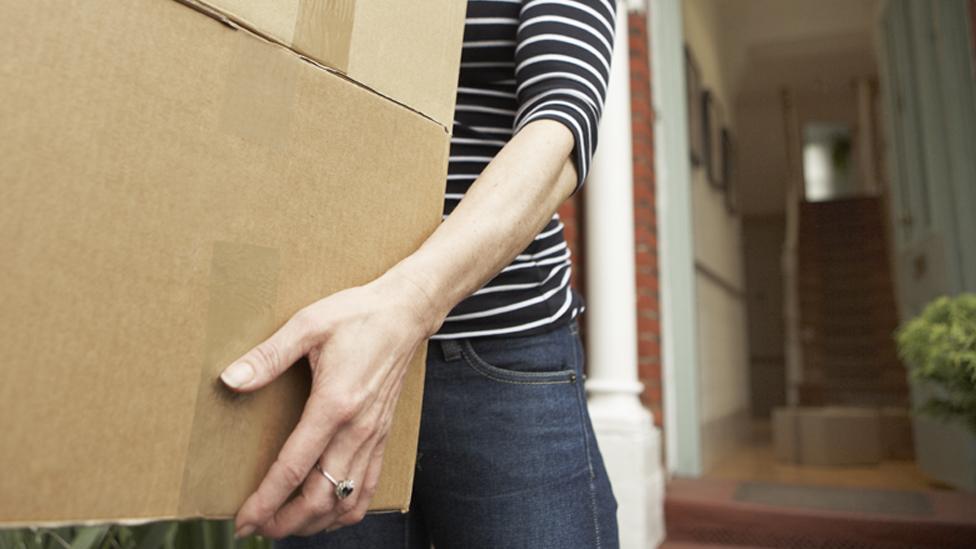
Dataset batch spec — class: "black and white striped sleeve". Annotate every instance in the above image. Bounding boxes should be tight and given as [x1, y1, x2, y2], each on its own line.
[512, 0, 617, 191]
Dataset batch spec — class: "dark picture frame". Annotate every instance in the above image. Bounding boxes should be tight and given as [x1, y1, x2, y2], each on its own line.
[721, 128, 737, 214]
[685, 46, 705, 166]
[702, 90, 724, 188]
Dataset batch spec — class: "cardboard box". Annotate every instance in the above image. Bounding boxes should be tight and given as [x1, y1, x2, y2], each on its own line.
[0, 0, 463, 526]
[880, 407, 915, 460]
[772, 406, 805, 463]
[773, 407, 883, 466]
[798, 407, 882, 466]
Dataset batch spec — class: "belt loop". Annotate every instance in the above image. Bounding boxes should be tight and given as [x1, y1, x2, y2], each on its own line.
[438, 338, 463, 362]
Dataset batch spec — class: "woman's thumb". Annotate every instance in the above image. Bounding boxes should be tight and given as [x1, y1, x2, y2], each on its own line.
[220, 310, 315, 392]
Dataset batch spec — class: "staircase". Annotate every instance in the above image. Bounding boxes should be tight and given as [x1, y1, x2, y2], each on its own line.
[796, 197, 908, 407]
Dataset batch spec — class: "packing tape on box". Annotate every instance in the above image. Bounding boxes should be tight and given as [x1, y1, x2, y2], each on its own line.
[295, 0, 355, 72]
[178, 241, 307, 516]
[219, 32, 299, 146]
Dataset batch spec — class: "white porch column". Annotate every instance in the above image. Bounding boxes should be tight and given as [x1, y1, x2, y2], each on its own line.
[583, 3, 664, 548]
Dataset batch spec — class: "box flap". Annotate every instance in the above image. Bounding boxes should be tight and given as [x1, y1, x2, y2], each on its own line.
[195, 0, 466, 129]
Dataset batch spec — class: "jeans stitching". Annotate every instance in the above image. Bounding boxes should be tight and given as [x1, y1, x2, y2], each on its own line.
[570, 333, 597, 480]
[575, 330, 606, 548]
[459, 340, 576, 385]
[574, 388, 596, 479]
[588, 476, 603, 549]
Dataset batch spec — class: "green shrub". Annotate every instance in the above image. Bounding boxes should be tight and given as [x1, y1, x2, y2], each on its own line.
[0, 520, 270, 549]
[896, 293, 976, 432]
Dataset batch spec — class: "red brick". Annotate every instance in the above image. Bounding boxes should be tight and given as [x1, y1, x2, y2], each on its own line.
[640, 317, 661, 334]
[635, 252, 657, 269]
[630, 1, 663, 415]
[637, 274, 659, 294]
[972, 1, 976, 57]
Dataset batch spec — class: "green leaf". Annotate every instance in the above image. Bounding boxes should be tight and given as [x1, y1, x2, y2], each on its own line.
[67, 527, 108, 549]
[896, 293, 976, 433]
[133, 523, 172, 549]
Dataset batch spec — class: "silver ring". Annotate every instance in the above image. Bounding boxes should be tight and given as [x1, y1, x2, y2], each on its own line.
[314, 463, 356, 500]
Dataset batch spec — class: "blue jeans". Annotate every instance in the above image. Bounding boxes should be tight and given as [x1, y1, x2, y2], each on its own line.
[277, 322, 619, 548]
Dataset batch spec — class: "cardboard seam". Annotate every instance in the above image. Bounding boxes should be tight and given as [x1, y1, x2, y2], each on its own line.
[172, 0, 449, 136]
[0, 508, 262, 529]
[0, 516, 192, 530]
[172, 0, 237, 29]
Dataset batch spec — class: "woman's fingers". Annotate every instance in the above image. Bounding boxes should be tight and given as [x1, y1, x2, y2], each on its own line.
[244, 366, 394, 538]
[333, 433, 389, 528]
[309, 370, 404, 534]
[221, 305, 323, 392]
[234, 388, 353, 537]
[259, 422, 370, 538]
[269, 363, 406, 538]
[297, 432, 390, 537]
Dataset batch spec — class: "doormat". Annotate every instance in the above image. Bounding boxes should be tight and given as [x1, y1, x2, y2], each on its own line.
[732, 481, 933, 517]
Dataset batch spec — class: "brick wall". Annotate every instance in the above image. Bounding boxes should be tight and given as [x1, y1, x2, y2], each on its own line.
[971, 0, 976, 59]
[560, 10, 663, 427]
[559, 195, 583, 290]
[629, 11, 663, 427]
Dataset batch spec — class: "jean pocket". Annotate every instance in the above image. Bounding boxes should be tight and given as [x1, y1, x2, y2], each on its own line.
[459, 334, 577, 385]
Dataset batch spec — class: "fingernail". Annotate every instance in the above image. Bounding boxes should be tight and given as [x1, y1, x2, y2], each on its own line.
[235, 524, 256, 539]
[221, 362, 254, 389]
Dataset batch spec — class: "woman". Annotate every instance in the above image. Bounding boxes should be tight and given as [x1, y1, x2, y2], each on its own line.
[220, 0, 619, 546]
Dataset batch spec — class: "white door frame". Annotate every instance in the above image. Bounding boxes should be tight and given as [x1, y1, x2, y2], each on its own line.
[649, 0, 703, 477]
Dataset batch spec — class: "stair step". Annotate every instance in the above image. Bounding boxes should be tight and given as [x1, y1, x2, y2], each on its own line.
[666, 479, 976, 549]
[661, 543, 767, 549]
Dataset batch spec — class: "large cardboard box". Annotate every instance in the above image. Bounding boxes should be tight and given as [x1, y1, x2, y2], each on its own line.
[880, 407, 915, 460]
[798, 407, 882, 466]
[771, 406, 805, 463]
[772, 406, 883, 466]
[0, 0, 463, 526]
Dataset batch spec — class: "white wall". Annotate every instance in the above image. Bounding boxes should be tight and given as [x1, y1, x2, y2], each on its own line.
[715, 0, 879, 95]
[683, 0, 751, 473]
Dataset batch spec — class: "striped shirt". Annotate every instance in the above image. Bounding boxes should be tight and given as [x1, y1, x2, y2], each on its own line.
[433, 0, 616, 340]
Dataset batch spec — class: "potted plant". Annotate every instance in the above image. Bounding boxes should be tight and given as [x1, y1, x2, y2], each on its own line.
[896, 294, 976, 433]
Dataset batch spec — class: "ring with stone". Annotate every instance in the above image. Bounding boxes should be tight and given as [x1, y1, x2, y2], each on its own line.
[314, 463, 356, 500]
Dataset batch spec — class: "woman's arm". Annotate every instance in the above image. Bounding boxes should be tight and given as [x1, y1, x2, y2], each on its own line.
[388, 119, 578, 335]
[226, 0, 617, 537]
[225, 120, 578, 539]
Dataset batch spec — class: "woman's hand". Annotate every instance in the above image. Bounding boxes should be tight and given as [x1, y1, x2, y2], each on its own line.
[223, 119, 576, 539]
[221, 269, 439, 539]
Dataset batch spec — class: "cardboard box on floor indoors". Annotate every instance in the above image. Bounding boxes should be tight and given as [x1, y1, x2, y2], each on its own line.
[773, 406, 885, 466]
[0, 0, 464, 526]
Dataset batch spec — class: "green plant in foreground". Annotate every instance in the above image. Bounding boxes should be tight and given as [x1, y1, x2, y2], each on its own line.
[896, 293, 976, 432]
[0, 520, 271, 549]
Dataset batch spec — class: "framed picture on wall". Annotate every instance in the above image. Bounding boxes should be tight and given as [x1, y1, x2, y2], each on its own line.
[703, 90, 724, 188]
[685, 47, 705, 166]
[722, 128, 737, 214]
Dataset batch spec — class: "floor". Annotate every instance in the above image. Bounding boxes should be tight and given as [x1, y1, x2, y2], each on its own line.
[661, 420, 974, 548]
[658, 541, 765, 549]
[663, 477, 976, 548]
[702, 421, 935, 491]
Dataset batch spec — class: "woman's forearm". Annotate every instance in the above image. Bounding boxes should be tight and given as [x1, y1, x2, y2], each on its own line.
[379, 119, 579, 337]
